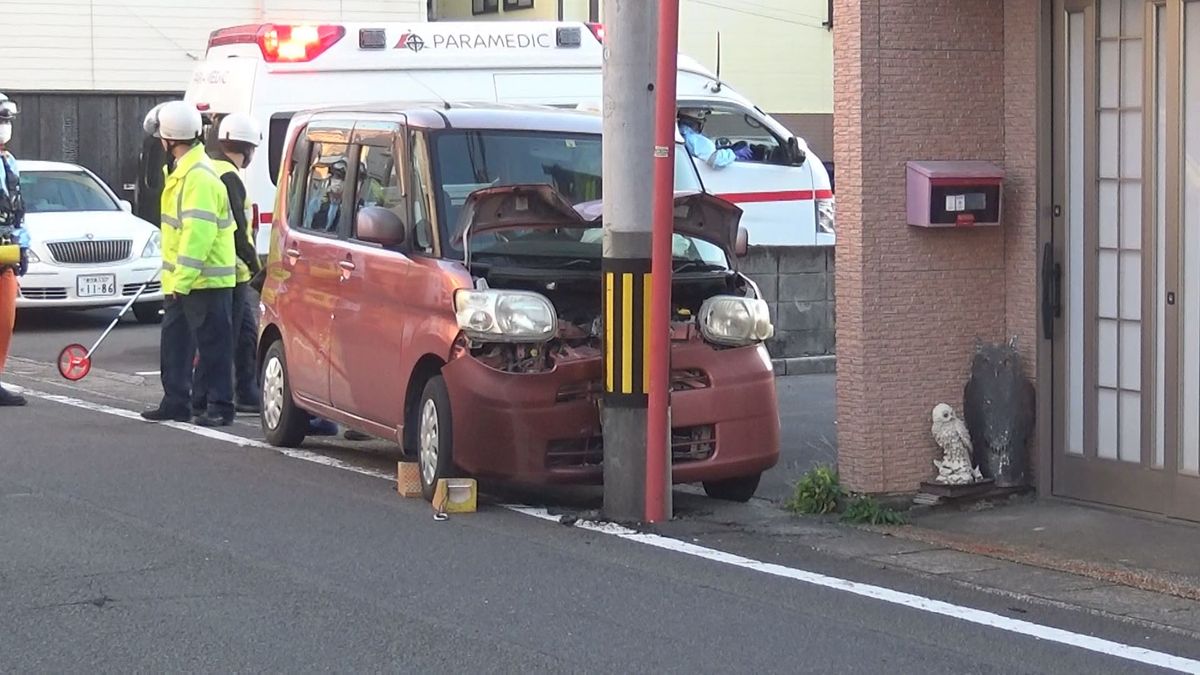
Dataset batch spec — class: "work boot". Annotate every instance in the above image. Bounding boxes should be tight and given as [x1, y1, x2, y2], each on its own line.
[307, 417, 339, 437]
[192, 413, 235, 428]
[343, 429, 371, 441]
[0, 384, 27, 407]
[141, 406, 190, 422]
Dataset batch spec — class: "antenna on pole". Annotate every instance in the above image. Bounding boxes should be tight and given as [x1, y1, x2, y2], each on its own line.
[711, 31, 724, 92]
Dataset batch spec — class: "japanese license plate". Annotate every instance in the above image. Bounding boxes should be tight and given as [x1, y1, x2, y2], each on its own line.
[77, 274, 117, 298]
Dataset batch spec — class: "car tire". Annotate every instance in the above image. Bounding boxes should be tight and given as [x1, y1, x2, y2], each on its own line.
[416, 375, 455, 502]
[260, 340, 307, 448]
[132, 301, 163, 324]
[702, 473, 762, 503]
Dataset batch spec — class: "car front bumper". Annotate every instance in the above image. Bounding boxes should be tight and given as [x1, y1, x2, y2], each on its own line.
[15, 260, 164, 309]
[442, 341, 781, 486]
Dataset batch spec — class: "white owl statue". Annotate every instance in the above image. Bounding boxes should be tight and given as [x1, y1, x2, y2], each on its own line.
[931, 403, 983, 485]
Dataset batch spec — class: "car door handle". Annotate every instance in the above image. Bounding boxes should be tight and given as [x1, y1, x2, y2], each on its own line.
[339, 260, 356, 271]
[285, 247, 302, 258]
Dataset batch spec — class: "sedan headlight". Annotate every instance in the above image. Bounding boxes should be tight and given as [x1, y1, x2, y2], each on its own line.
[698, 296, 774, 347]
[454, 289, 558, 343]
[25, 249, 40, 264]
[141, 231, 162, 258]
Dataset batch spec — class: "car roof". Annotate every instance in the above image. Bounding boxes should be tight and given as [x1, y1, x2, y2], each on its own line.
[17, 160, 90, 173]
[304, 101, 605, 134]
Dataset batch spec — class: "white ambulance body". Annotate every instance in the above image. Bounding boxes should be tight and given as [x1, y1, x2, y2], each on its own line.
[184, 21, 834, 252]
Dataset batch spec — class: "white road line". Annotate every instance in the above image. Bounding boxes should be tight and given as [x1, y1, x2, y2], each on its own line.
[15, 386, 1200, 674]
[11, 386, 392, 481]
[135, 370, 161, 376]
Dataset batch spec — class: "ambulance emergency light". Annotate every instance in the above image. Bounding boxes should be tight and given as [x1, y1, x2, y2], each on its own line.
[906, 160, 1004, 227]
[208, 24, 347, 62]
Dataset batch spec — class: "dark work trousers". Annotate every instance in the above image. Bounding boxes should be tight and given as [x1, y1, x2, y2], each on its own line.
[159, 288, 234, 419]
[192, 282, 259, 412]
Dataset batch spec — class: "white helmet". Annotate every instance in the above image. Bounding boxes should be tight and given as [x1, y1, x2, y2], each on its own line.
[217, 112, 262, 147]
[142, 102, 167, 135]
[146, 101, 202, 141]
[0, 93, 18, 121]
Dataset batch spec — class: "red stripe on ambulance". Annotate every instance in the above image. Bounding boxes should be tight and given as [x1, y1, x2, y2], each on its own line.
[715, 189, 834, 204]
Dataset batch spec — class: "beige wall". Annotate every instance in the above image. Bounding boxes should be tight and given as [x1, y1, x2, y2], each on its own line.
[1, 0, 426, 92]
[833, 0, 1042, 494]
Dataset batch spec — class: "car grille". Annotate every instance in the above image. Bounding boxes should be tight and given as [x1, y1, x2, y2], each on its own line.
[555, 369, 711, 403]
[123, 281, 161, 296]
[18, 287, 68, 300]
[47, 239, 133, 265]
[546, 425, 717, 468]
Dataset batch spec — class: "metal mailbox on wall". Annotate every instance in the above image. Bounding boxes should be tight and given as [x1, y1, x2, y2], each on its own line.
[906, 160, 1004, 227]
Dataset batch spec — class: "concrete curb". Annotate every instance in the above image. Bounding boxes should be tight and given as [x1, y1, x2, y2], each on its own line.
[858, 523, 1200, 602]
[772, 355, 836, 376]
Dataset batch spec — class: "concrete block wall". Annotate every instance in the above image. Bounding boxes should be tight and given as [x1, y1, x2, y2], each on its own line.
[741, 246, 836, 363]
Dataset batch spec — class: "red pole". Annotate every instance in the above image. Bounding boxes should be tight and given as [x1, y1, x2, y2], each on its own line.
[646, 0, 679, 524]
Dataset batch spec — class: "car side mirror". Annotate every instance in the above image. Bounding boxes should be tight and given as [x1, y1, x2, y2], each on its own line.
[787, 136, 807, 166]
[119, 199, 133, 212]
[735, 226, 749, 258]
[356, 206, 406, 247]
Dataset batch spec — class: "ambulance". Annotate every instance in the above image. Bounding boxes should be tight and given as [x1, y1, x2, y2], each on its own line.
[178, 21, 834, 252]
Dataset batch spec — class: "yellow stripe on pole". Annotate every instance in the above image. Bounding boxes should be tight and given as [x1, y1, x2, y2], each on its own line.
[643, 272, 652, 394]
[605, 272, 614, 393]
[622, 273, 634, 394]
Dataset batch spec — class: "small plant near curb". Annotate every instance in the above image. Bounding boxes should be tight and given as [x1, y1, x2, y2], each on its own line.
[841, 495, 908, 525]
[785, 466, 844, 515]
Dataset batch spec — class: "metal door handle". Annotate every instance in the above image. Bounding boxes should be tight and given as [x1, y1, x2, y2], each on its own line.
[339, 260, 356, 271]
[1041, 242, 1062, 340]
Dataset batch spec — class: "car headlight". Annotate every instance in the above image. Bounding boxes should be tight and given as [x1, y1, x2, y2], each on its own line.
[454, 289, 558, 343]
[141, 231, 162, 258]
[25, 249, 40, 264]
[698, 296, 774, 347]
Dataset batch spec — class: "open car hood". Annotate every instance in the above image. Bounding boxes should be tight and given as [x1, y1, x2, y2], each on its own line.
[453, 184, 743, 256]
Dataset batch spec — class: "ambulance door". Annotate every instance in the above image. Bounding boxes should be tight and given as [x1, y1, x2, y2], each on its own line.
[678, 99, 816, 246]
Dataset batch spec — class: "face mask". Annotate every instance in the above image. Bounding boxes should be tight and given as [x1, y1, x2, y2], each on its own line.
[241, 149, 255, 169]
[0, 124, 12, 145]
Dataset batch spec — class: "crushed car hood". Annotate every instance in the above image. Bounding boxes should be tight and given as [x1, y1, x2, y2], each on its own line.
[453, 184, 743, 256]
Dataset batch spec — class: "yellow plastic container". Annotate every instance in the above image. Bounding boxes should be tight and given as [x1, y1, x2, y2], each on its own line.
[432, 478, 477, 514]
[0, 244, 19, 266]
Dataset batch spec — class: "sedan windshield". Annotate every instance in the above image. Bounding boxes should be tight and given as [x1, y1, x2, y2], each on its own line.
[21, 171, 118, 213]
[432, 130, 725, 269]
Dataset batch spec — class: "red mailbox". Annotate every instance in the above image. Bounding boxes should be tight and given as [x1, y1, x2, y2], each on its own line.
[906, 160, 1004, 228]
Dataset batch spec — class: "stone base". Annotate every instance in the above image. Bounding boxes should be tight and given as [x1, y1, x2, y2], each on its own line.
[915, 478, 996, 506]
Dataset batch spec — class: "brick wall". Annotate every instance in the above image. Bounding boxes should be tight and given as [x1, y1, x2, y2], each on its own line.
[742, 246, 837, 361]
[833, 0, 1041, 494]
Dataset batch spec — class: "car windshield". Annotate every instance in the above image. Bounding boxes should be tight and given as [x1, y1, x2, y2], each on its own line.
[21, 171, 118, 213]
[431, 130, 727, 270]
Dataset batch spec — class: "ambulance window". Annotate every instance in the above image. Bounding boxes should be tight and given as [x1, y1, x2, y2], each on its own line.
[692, 107, 787, 165]
[301, 141, 350, 234]
[269, 114, 294, 186]
[473, 0, 499, 14]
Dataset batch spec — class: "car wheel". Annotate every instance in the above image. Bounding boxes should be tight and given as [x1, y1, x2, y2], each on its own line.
[132, 301, 163, 324]
[702, 473, 762, 503]
[260, 340, 307, 448]
[417, 375, 455, 501]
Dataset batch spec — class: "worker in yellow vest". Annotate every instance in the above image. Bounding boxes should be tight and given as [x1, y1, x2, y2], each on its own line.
[191, 112, 263, 417]
[139, 100, 238, 427]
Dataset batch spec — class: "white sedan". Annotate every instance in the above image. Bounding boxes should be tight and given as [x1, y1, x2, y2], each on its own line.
[15, 160, 164, 323]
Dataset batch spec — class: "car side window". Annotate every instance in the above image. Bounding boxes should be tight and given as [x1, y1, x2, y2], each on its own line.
[352, 144, 403, 227]
[695, 106, 787, 165]
[408, 131, 435, 254]
[284, 131, 311, 230]
[300, 140, 350, 234]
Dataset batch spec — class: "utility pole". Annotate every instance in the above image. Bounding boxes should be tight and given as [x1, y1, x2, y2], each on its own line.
[645, 0, 680, 524]
[601, 0, 657, 523]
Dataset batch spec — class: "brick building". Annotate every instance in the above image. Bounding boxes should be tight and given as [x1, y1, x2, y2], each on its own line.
[834, 0, 1199, 520]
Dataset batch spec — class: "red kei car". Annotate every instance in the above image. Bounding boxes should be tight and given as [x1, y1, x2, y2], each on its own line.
[258, 103, 780, 501]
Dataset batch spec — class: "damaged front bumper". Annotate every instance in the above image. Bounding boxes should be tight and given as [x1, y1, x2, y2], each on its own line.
[441, 341, 780, 486]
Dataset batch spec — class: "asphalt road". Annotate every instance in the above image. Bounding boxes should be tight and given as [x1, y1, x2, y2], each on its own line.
[4, 394, 1199, 672]
[9, 306, 837, 502]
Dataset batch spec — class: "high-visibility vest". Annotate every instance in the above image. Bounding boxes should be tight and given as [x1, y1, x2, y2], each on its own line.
[160, 144, 235, 294]
[211, 158, 255, 284]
